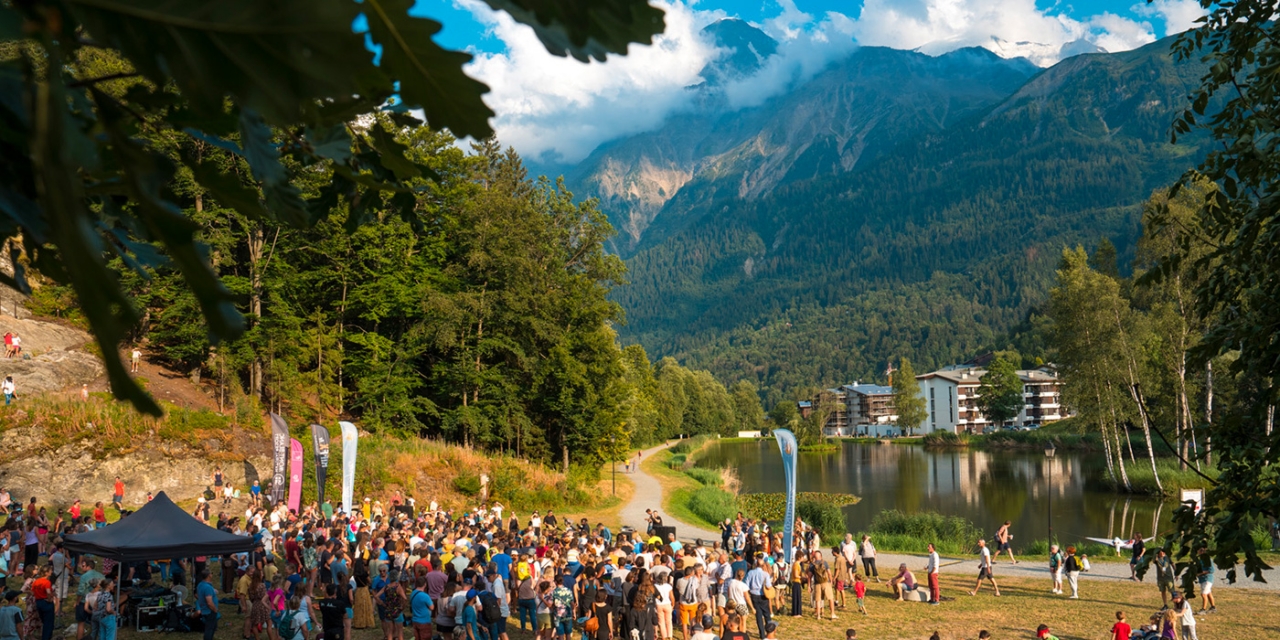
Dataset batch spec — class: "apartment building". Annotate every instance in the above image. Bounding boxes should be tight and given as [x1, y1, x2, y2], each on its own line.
[797, 382, 900, 436]
[913, 365, 1065, 434]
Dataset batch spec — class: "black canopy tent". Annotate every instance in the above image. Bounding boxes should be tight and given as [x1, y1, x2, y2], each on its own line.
[64, 491, 253, 561]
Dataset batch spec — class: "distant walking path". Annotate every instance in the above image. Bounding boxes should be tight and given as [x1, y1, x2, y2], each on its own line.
[620, 442, 720, 541]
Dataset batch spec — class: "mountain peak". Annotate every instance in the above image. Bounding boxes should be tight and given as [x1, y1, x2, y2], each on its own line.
[700, 19, 778, 85]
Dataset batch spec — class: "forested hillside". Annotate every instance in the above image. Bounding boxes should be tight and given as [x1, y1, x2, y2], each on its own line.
[614, 36, 1213, 406]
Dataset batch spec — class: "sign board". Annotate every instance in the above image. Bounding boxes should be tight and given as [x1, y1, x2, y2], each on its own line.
[1181, 488, 1203, 515]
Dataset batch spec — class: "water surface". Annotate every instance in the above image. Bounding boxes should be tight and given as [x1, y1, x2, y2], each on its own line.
[696, 440, 1175, 546]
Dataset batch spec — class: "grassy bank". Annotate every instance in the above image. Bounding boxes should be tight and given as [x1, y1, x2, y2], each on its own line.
[0, 393, 258, 461]
[1084, 458, 1219, 496]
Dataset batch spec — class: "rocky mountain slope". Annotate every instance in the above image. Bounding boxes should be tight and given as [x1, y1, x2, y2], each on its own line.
[566, 20, 1040, 255]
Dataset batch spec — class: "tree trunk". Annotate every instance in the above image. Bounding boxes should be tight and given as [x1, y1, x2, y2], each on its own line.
[1110, 299, 1161, 493]
[562, 445, 569, 475]
[1093, 383, 1117, 484]
[248, 227, 265, 399]
[1129, 382, 1163, 494]
[1205, 360, 1213, 465]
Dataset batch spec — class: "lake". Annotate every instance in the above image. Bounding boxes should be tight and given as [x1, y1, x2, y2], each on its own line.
[694, 439, 1176, 546]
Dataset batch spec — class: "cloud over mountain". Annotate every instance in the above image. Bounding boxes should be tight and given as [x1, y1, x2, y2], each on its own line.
[459, 0, 1201, 164]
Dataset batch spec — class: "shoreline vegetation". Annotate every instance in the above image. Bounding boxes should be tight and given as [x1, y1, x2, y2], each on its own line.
[654, 436, 859, 537]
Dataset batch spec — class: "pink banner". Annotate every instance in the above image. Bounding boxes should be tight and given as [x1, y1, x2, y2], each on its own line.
[288, 438, 304, 513]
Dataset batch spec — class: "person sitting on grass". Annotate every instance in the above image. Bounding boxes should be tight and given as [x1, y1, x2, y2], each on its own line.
[1036, 623, 1060, 640]
[887, 564, 917, 601]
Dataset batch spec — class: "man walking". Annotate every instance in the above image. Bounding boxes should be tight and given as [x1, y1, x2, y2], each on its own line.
[969, 539, 1000, 597]
[924, 543, 940, 605]
[196, 570, 218, 640]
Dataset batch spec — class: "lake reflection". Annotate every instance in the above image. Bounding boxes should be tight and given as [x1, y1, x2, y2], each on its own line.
[695, 440, 1172, 546]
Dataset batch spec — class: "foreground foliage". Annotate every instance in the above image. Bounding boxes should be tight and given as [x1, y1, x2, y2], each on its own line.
[0, 0, 664, 414]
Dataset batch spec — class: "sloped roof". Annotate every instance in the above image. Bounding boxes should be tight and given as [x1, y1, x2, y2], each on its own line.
[64, 492, 254, 562]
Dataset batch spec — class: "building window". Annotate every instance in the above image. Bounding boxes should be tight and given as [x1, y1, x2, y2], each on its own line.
[949, 386, 955, 423]
[929, 386, 936, 427]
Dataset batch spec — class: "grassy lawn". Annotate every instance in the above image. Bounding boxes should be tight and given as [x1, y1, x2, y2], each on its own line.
[729, 573, 1271, 640]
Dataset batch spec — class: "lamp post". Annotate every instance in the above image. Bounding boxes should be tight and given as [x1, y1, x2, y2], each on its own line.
[1045, 442, 1056, 543]
[611, 433, 616, 496]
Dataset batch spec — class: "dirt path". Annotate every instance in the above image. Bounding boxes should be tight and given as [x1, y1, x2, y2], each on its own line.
[619, 442, 720, 541]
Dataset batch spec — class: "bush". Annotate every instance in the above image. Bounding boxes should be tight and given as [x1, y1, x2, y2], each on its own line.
[867, 510, 983, 555]
[667, 453, 688, 469]
[669, 434, 714, 457]
[688, 486, 737, 525]
[798, 499, 847, 539]
[685, 467, 724, 486]
[737, 492, 859, 521]
[452, 474, 481, 496]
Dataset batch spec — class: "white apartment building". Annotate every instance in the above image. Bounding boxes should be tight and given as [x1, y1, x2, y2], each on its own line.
[912, 365, 1065, 434]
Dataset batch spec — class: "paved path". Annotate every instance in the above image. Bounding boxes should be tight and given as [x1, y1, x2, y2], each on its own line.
[619, 442, 720, 541]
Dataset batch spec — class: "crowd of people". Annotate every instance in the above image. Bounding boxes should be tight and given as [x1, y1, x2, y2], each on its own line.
[0, 474, 1227, 640]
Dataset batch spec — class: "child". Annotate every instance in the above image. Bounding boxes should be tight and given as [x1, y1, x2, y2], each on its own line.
[852, 574, 867, 616]
[0, 590, 23, 640]
[1111, 611, 1131, 640]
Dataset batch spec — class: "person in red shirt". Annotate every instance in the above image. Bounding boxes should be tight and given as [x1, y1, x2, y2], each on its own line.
[112, 477, 124, 509]
[1111, 610, 1131, 640]
[93, 501, 106, 528]
[68, 499, 81, 520]
[32, 564, 56, 633]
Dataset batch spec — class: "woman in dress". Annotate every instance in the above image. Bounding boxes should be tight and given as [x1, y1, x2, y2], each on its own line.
[20, 565, 41, 640]
[248, 569, 271, 640]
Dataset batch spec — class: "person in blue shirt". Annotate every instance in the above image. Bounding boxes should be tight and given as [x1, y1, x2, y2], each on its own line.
[744, 558, 773, 640]
[286, 564, 304, 599]
[409, 576, 434, 640]
[461, 590, 480, 640]
[1196, 547, 1216, 614]
[195, 570, 219, 640]
[491, 549, 513, 582]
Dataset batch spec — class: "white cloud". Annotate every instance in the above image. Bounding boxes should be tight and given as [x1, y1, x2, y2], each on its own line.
[463, 1, 723, 165]
[1135, 0, 1207, 36]
[851, 0, 1155, 66]
[459, 0, 1177, 164]
[721, 10, 859, 110]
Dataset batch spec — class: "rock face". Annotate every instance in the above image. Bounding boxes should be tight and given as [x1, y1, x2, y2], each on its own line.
[0, 425, 270, 507]
[0, 307, 103, 395]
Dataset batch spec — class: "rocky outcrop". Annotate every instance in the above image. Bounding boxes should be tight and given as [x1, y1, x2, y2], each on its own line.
[0, 425, 270, 507]
[0, 302, 103, 395]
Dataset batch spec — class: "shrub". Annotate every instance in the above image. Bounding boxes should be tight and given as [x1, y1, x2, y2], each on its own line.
[798, 499, 847, 539]
[685, 467, 724, 486]
[452, 474, 481, 496]
[737, 492, 859, 521]
[867, 510, 983, 555]
[667, 453, 688, 469]
[688, 486, 737, 525]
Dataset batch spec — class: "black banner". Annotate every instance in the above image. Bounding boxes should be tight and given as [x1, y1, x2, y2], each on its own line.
[310, 424, 331, 505]
[270, 413, 290, 506]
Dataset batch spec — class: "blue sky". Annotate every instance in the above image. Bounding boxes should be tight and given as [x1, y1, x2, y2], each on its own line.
[404, 0, 1206, 164]
[412, 0, 1195, 55]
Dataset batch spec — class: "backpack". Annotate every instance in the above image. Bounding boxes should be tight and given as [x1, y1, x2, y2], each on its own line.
[480, 592, 502, 624]
[680, 578, 698, 605]
[275, 611, 297, 640]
